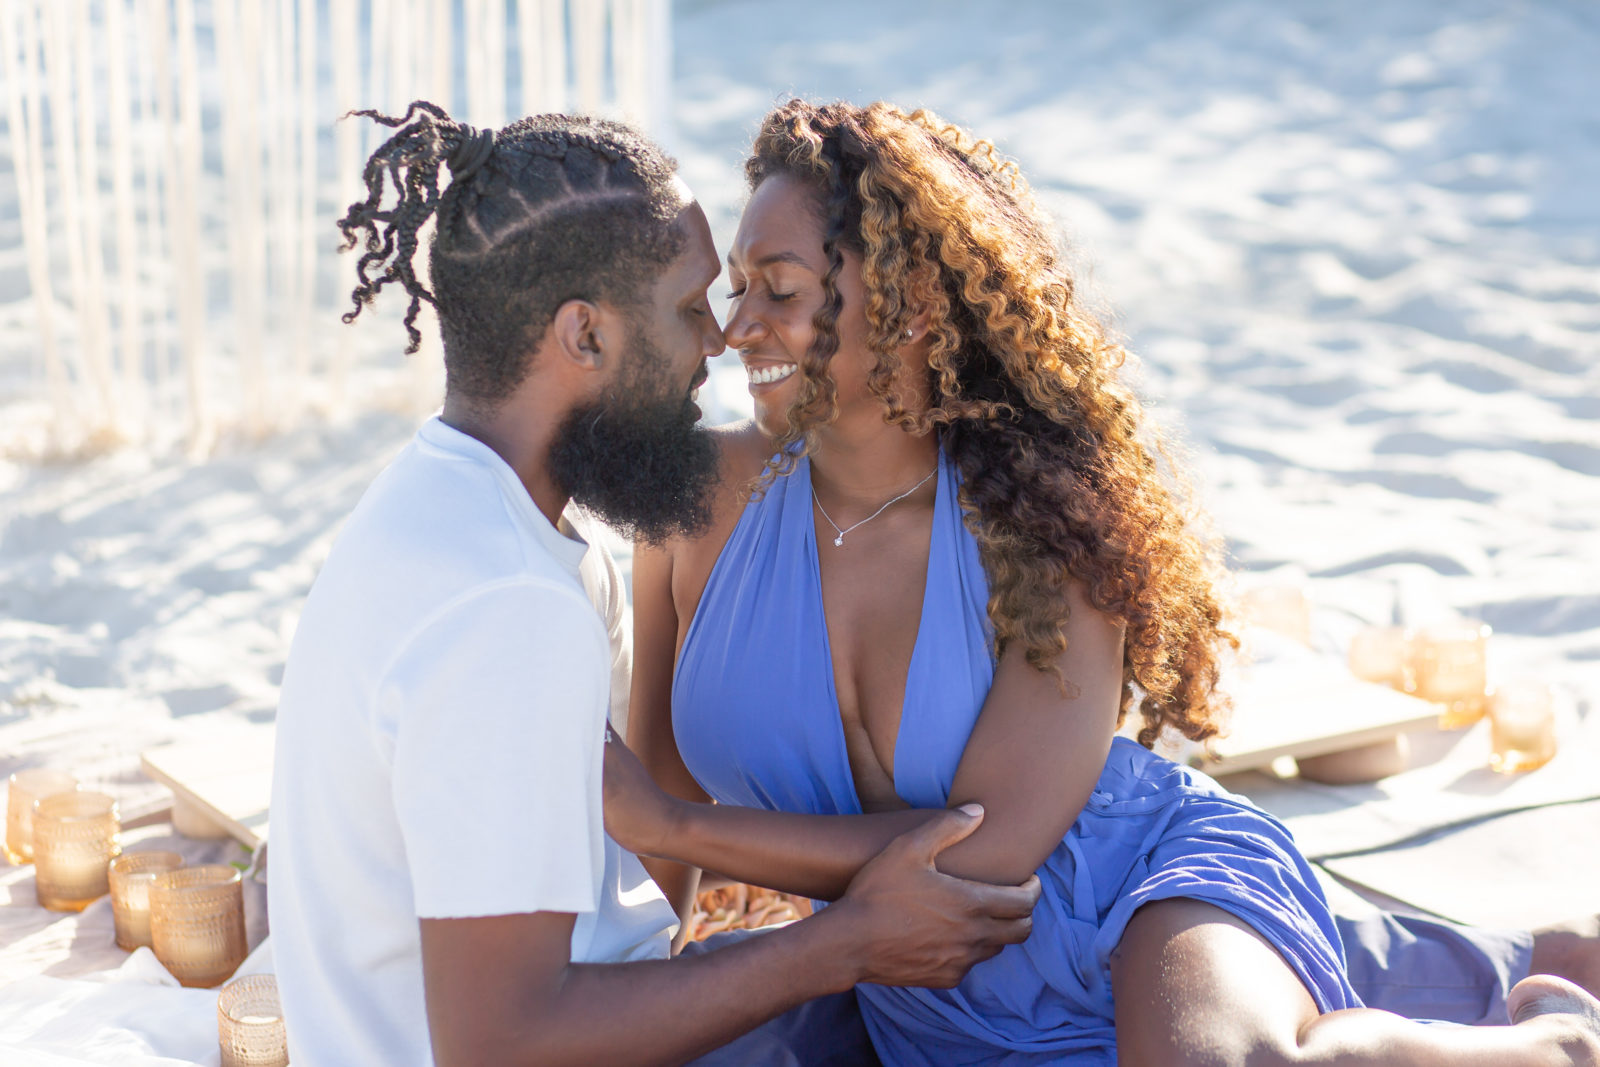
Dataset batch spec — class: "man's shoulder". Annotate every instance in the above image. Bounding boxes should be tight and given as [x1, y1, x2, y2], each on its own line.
[300, 437, 592, 664]
[342, 432, 555, 582]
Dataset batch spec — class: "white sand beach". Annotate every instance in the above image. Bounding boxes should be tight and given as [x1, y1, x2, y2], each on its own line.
[1, 0, 1597, 1061]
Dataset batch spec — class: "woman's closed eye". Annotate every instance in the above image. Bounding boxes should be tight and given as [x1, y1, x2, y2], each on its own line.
[726, 286, 797, 303]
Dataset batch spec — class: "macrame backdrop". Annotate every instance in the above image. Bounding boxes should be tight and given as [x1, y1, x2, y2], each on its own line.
[0, 0, 672, 456]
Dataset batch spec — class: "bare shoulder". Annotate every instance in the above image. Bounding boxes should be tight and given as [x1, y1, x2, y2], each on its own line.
[648, 420, 771, 567]
[641, 421, 772, 625]
[703, 420, 774, 520]
[707, 419, 773, 484]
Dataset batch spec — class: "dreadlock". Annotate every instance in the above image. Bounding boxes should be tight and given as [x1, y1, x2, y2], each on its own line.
[336, 101, 687, 405]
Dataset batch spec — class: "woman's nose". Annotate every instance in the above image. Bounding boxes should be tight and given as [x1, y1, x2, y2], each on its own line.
[722, 302, 764, 351]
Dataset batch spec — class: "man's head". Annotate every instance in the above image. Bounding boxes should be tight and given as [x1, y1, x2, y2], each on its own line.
[337, 103, 724, 543]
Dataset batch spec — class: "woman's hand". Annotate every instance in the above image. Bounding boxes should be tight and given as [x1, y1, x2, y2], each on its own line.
[603, 723, 686, 858]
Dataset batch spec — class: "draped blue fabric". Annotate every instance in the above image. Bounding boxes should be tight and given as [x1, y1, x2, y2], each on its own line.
[673, 451, 1360, 1065]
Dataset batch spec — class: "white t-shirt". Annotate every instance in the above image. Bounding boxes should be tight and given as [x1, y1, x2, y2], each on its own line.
[268, 417, 677, 1067]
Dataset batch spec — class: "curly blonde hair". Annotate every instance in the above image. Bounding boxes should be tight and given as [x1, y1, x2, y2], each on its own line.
[746, 99, 1237, 746]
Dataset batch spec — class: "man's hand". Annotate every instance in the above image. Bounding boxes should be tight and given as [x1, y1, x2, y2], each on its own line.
[825, 804, 1041, 988]
[602, 723, 684, 857]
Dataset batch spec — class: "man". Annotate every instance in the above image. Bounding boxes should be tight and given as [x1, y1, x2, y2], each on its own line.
[268, 104, 1040, 1067]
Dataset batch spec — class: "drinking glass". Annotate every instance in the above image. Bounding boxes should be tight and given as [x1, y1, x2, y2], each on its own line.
[151, 865, 248, 988]
[1347, 626, 1415, 691]
[32, 791, 120, 911]
[1489, 681, 1558, 774]
[110, 851, 185, 950]
[5, 769, 79, 865]
[1241, 585, 1312, 646]
[217, 974, 289, 1067]
[1412, 622, 1491, 728]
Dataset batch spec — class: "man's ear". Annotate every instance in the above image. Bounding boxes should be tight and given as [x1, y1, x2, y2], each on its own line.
[550, 299, 614, 373]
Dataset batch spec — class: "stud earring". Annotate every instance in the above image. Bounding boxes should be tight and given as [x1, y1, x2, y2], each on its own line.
[904, 328, 913, 339]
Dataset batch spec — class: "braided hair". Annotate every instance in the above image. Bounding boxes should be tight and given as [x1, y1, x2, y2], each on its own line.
[336, 101, 687, 406]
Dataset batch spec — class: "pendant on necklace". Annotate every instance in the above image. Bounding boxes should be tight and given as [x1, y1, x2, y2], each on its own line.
[833, 535, 844, 547]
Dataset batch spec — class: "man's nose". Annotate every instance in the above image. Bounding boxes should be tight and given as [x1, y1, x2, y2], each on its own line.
[702, 315, 726, 359]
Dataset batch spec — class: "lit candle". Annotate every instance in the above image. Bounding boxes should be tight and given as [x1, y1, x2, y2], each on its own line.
[1412, 622, 1492, 729]
[1489, 681, 1557, 774]
[32, 791, 120, 911]
[5, 769, 79, 865]
[110, 851, 185, 950]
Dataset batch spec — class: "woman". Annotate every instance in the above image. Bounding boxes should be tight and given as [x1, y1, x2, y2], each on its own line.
[616, 100, 1598, 1065]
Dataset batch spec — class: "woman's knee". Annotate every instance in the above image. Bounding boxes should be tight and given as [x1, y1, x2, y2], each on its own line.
[1111, 898, 1320, 1067]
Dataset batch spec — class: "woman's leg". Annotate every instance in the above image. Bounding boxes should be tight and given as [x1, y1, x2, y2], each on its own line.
[1112, 898, 1600, 1067]
[1336, 909, 1533, 1023]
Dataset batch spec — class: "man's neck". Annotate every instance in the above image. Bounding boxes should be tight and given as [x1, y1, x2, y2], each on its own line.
[440, 394, 571, 529]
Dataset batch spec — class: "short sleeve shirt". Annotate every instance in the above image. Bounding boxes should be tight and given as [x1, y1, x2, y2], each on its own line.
[268, 417, 677, 1067]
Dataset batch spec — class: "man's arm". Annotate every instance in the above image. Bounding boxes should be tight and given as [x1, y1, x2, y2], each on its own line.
[420, 808, 1039, 1067]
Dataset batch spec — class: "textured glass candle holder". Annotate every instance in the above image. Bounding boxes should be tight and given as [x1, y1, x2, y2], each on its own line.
[110, 851, 185, 950]
[1412, 623, 1491, 729]
[1489, 681, 1558, 774]
[5, 769, 79, 865]
[217, 974, 289, 1067]
[32, 791, 120, 911]
[1241, 585, 1312, 646]
[151, 865, 248, 988]
[1347, 626, 1416, 691]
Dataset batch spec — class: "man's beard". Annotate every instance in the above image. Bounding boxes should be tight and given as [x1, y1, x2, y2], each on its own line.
[548, 338, 718, 546]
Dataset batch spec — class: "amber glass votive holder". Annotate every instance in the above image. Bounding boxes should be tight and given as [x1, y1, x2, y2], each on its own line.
[1489, 681, 1558, 774]
[1241, 585, 1313, 646]
[32, 791, 120, 911]
[109, 851, 185, 950]
[1412, 622, 1491, 728]
[217, 974, 289, 1067]
[5, 769, 79, 865]
[1347, 626, 1415, 691]
[151, 865, 248, 988]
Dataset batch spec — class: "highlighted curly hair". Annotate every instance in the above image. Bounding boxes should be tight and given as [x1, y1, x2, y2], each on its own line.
[747, 99, 1237, 746]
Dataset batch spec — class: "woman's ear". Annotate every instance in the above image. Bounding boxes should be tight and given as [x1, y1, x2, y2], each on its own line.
[903, 307, 933, 344]
[899, 262, 940, 345]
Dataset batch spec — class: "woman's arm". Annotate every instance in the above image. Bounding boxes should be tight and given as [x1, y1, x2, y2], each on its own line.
[932, 579, 1124, 884]
[618, 568, 1122, 897]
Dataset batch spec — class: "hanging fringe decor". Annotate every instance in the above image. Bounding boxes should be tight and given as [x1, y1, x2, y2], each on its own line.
[0, 0, 672, 457]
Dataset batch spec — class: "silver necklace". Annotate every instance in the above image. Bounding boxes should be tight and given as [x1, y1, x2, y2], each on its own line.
[811, 465, 937, 547]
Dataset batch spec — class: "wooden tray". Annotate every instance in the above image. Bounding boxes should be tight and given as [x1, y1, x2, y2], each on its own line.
[1192, 651, 1440, 777]
[140, 725, 275, 850]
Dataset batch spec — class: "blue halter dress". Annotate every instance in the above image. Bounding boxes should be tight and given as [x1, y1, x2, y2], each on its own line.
[672, 450, 1360, 1065]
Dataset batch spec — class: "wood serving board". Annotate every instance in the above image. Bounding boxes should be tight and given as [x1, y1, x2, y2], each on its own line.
[140, 725, 275, 850]
[1192, 654, 1441, 777]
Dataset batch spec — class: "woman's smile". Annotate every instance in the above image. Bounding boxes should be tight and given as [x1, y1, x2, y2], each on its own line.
[743, 360, 799, 390]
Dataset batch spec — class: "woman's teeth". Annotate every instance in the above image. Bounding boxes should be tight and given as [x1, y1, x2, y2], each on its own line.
[747, 363, 797, 385]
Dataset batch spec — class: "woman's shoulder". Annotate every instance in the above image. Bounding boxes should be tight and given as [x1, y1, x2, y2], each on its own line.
[654, 420, 772, 566]
[707, 419, 776, 488]
[649, 420, 773, 613]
